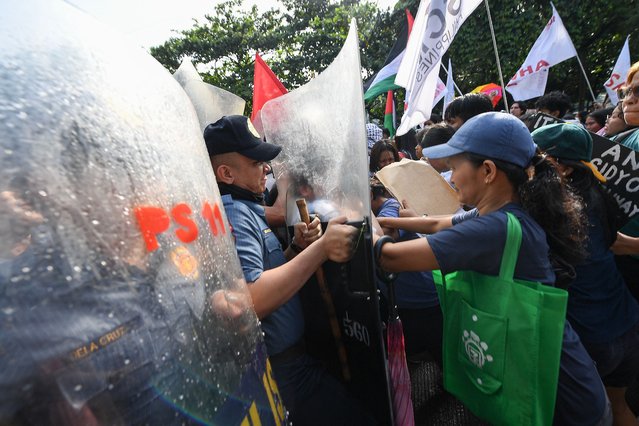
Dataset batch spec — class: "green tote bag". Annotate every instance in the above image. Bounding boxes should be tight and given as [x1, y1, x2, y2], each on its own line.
[433, 212, 568, 426]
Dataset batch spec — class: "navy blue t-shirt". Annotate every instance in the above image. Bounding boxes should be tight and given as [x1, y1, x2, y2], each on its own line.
[223, 195, 304, 356]
[427, 203, 607, 426]
[377, 198, 439, 309]
[568, 206, 639, 343]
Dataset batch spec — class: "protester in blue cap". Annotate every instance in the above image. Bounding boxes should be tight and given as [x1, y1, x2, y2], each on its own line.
[374, 112, 612, 425]
[204, 115, 374, 425]
[533, 123, 639, 425]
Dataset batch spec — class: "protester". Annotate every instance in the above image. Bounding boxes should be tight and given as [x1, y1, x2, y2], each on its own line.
[374, 112, 611, 425]
[443, 93, 493, 129]
[382, 127, 391, 139]
[618, 61, 639, 150]
[370, 178, 443, 363]
[613, 61, 639, 314]
[369, 139, 400, 175]
[415, 123, 456, 183]
[366, 122, 384, 154]
[535, 91, 572, 118]
[586, 107, 613, 134]
[394, 128, 418, 159]
[604, 103, 632, 138]
[612, 61, 639, 420]
[576, 110, 588, 125]
[533, 123, 639, 425]
[204, 115, 372, 425]
[423, 113, 443, 127]
[509, 100, 527, 117]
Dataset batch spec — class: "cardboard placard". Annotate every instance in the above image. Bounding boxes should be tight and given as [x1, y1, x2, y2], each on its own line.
[375, 159, 460, 216]
[525, 112, 563, 132]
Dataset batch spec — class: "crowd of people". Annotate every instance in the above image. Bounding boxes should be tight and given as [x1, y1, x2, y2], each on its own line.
[2, 19, 638, 423]
[196, 61, 639, 425]
[363, 62, 639, 425]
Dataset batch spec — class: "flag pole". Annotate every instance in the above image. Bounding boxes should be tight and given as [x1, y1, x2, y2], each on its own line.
[483, 0, 508, 111]
[440, 63, 463, 96]
[549, 2, 597, 103]
[575, 54, 597, 103]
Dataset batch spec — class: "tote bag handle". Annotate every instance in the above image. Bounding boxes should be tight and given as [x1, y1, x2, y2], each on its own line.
[498, 212, 522, 281]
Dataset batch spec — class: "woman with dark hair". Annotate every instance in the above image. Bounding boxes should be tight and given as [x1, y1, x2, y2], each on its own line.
[605, 103, 633, 139]
[586, 108, 613, 135]
[416, 123, 456, 183]
[369, 139, 399, 175]
[617, 61, 639, 150]
[394, 128, 418, 160]
[533, 123, 639, 425]
[509, 101, 527, 117]
[374, 112, 611, 425]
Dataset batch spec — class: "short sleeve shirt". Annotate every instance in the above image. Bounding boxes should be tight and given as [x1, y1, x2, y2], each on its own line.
[568, 206, 639, 343]
[427, 203, 606, 425]
[222, 195, 304, 356]
[377, 198, 439, 308]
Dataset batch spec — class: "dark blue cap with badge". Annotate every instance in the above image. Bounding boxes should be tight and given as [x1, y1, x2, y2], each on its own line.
[422, 112, 536, 168]
[204, 115, 282, 161]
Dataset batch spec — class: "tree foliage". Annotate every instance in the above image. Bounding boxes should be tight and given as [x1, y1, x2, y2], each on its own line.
[150, 0, 639, 119]
[151, 0, 380, 111]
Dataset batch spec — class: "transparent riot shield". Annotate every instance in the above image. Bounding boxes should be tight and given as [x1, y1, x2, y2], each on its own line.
[0, 2, 284, 425]
[173, 58, 246, 130]
[261, 20, 393, 425]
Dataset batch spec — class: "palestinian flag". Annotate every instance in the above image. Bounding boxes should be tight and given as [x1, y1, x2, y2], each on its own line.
[364, 9, 414, 102]
[384, 90, 396, 137]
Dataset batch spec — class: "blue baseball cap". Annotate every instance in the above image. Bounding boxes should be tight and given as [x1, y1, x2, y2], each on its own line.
[422, 112, 536, 168]
[204, 115, 281, 161]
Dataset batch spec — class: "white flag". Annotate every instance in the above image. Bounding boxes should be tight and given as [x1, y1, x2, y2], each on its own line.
[395, 0, 482, 135]
[604, 36, 631, 105]
[506, 3, 577, 101]
[443, 59, 455, 116]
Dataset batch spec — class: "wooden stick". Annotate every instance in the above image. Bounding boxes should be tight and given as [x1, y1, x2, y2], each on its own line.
[296, 198, 351, 382]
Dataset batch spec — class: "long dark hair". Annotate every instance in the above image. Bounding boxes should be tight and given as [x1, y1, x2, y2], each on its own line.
[464, 152, 587, 283]
[557, 159, 622, 247]
[394, 129, 418, 159]
[369, 140, 399, 174]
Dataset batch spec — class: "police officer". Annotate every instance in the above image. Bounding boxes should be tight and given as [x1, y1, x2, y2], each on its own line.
[205, 115, 375, 425]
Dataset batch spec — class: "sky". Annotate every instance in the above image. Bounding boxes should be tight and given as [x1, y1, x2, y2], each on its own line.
[66, 0, 399, 50]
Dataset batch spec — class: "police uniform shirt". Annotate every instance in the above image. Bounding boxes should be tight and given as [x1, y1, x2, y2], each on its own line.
[222, 195, 304, 356]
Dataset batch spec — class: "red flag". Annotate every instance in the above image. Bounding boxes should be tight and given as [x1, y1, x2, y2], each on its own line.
[251, 53, 287, 121]
[384, 90, 395, 137]
[406, 8, 414, 35]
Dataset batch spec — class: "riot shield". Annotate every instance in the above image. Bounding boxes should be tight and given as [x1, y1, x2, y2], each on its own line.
[261, 20, 394, 425]
[173, 58, 246, 130]
[0, 1, 284, 425]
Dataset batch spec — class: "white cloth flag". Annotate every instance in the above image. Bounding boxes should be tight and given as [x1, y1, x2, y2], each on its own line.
[604, 36, 631, 105]
[506, 3, 577, 101]
[443, 59, 454, 116]
[395, 0, 481, 135]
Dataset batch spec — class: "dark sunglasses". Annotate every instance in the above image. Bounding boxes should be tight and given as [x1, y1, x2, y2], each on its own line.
[618, 85, 639, 100]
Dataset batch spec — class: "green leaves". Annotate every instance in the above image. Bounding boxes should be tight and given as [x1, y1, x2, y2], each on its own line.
[150, 0, 638, 117]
